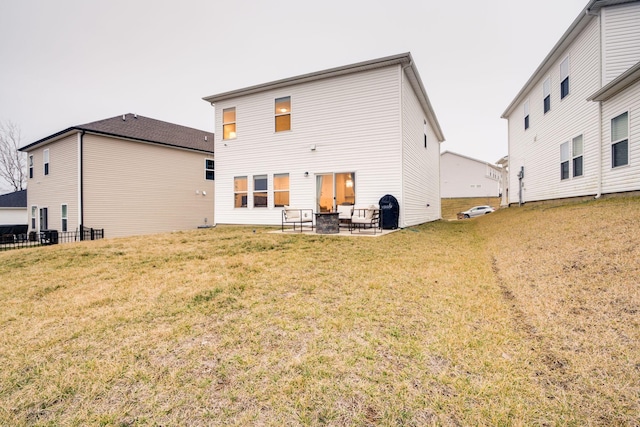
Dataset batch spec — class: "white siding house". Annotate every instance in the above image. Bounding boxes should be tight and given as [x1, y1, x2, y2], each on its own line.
[501, 0, 640, 204]
[203, 53, 445, 228]
[440, 151, 502, 198]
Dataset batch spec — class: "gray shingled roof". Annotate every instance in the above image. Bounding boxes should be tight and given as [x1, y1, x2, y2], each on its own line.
[21, 114, 214, 153]
[0, 190, 27, 208]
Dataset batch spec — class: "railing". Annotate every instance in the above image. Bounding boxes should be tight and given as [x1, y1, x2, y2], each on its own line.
[0, 227, 104, 252]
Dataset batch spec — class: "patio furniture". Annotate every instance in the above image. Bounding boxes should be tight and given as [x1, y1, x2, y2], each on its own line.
[281, 207, 313, 232]
[336, 204, 354, 228]
[350, 205, 381, 234]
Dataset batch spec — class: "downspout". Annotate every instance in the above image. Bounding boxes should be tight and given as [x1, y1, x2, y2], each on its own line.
[591, 7, 603, 199]
[79, 131, 85, 240]
[400, 60, 413, 228]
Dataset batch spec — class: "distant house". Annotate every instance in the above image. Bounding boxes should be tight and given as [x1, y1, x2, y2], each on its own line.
[501, 0, 640, 205]
[203, 52, 445, 228]
[19, 114, 214, 238]
[440, 151, 502, 198]
[0, 189, 27, 225]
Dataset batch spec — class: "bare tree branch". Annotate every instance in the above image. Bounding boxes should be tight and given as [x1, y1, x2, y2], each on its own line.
[0, 120, 26, 192]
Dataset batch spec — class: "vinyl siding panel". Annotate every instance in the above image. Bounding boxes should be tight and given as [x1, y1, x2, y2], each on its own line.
[440, 153, 501, 198]
[83, 135, 214, 237]
[506, 18, 601, 204]
[602, 3, 640, 84]
[401, 75, 441, 226]
[25, 134, 79, 232]
[214, 66, 404, 225]
[600, 78, 640, 193]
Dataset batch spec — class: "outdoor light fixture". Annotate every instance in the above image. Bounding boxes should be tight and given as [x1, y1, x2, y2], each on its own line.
[310, 144, 316, 151]
[304, 172, 309, 177]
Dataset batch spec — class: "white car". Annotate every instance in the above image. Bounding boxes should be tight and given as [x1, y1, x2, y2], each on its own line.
[461, 205, 495, 218]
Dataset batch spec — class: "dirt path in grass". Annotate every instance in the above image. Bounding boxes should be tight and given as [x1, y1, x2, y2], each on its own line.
[476, 197, 640, 426]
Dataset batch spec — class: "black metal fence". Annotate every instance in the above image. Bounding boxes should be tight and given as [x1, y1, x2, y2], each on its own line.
[0, 227, 104, 252]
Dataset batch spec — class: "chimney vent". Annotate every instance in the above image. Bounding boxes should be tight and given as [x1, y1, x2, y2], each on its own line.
[122, 114, 126, 121]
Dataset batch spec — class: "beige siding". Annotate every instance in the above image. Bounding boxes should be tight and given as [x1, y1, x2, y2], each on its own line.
[602, 3, 640, 85]
[507, 18, 601, 204]
[600, 78, 640, 193]
[214, 66, 404, 225]
[83, 135, 214, 238]
[25, 134, 79, 232]
[401, 74, 441, 226]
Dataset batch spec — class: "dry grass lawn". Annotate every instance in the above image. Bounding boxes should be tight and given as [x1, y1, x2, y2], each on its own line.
[0, 196, 638, 426]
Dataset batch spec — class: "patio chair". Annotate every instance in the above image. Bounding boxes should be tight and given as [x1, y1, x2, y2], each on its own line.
[350, 205, 381, 234]
[336, 204, 354, 228]
[281, 206, 313, 232]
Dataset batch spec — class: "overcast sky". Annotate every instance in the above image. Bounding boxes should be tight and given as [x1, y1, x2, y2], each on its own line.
[1, 0, 588, 191]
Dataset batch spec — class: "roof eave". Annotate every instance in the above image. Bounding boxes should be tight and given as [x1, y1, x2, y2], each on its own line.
[203, 52, 413, 104]
[587, 60, 640, 101]
[501, 0, 600, 119]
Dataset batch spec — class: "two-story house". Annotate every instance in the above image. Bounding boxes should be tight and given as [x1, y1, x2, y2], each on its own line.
[203, 52, 445, 228]
[19, 114, 215, 238]
[501, 0, 640, 204]
[440, 151, 503, 199]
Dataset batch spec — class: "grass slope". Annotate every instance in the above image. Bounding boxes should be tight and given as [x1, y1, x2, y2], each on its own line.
[0, 197, 638, 426]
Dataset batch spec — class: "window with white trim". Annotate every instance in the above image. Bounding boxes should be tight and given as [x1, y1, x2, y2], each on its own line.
[205, 159, 215, 180]
[524, 100, 530, 130]
[253, 175, 267, 208]
[572, 135, 583, 177]
[560, 57, 569, 99]
[43, 148, 49, 175]
[423, 120, 428, 148]
[275, 97, 291, 132]
[560, 141, 570, 180]
[29, 155, 33, 179]
[611, 112, 629, 168]
[274, 173, 289, 207]
[61, 204, 68, 232]
[234, 176, 247, 208]
[543, 77, 551, 113]
[223, 108, 236, 140]
[31, 206, 37, 230]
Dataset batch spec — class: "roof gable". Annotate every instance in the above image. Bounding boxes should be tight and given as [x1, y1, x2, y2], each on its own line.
[20, 114, 214, 153]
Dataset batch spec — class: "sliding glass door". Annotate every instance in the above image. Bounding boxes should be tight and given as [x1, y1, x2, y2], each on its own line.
[316, 172, 355, 212]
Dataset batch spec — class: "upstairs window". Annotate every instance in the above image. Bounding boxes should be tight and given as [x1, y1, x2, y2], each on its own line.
[543, 77, 551, 113]
[29, 155, 33, 179]
[274, 173, 290, 207]
[524, 100, 530, 130]
[234, 176, 247, 208]
[611, 112, 629, 168]
[572, 135, 583, 177]
[205, 159, 215, 180]
[560, 57, 569, 99]
[423, 120, 428, 148]
[253, 175, 268, 208]
[275, 97, 291, 132]
[560, 141, 570, 180]
[223, 108, 236, 140]
[43, 149, 49, 175]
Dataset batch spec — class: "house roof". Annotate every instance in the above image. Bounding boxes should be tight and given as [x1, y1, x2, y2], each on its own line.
[501, 0, 639, 118]
[588, 60, 640, 101]
[0, 190, 27, 208]
[441, 150, 502, 170]
[20, 114, 215, 154]
[203, 52, 445, 142]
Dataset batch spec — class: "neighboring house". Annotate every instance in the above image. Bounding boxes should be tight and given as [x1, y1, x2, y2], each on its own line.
[495, 155, 509, 207]
[501, 0, 640, 205]
[19, 114, 214, 238]
[0, 189, 27, 225]
[203, 52, 445, 228]
[440, 151, 502, 198]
